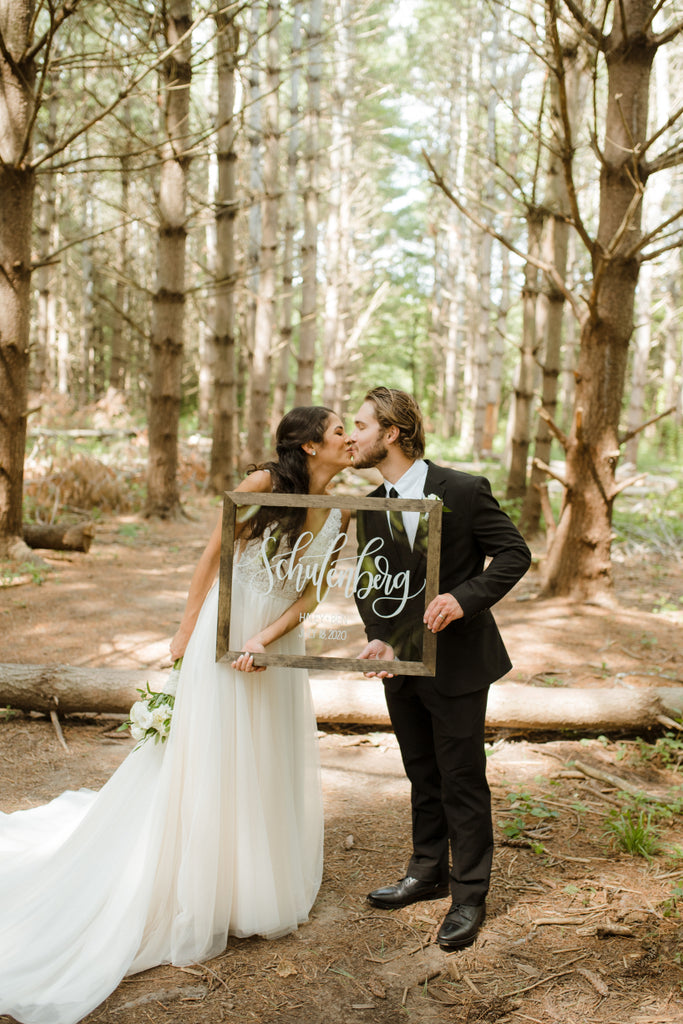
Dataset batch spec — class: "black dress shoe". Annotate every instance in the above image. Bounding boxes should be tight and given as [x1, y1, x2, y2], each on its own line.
[367, 875, 450, 909]
[437, 903, 486, 950]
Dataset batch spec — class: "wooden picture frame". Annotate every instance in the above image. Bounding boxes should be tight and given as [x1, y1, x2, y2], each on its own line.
[216, 492, 443, 675]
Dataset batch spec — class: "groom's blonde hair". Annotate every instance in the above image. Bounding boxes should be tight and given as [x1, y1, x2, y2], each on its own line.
[364, 387, 425, 459]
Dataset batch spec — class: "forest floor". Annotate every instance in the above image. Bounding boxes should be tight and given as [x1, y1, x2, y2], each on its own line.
[2, 487, 683, 1024]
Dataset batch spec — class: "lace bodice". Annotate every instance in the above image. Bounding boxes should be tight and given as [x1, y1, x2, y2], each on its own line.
[234, 506, 342, 602]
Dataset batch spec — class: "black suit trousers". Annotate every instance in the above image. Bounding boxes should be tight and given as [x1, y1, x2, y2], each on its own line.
[384, 678, 492, 906]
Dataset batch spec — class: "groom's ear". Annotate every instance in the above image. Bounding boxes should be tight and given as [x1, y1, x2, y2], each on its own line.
[385, 425, 400, 446]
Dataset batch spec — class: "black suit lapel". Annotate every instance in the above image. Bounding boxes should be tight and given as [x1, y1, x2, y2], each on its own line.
[424, 461, 449, 501]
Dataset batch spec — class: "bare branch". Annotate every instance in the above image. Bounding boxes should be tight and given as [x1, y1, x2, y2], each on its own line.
[611, 473, 647, 498]
[30, 7, 211, 171]
[652, 17, 683, 47]
[22, 0, 83, 63]
[641, 100, 683, 157]
[640, 236, 683, 262]
[545, 0, 595, 251]
[624, 203, 683, 260]
[422, 150, 583, 322]
[538, 407, 569, 449]
[30, 218, 141, 270]
[557, 0, 605, 46]
[602, 184, 644, 259]
[532, 457, 568, 488]
[618, 405, 677, 446]
[643, 0, 670, 35]
[643, 141, 683, 175]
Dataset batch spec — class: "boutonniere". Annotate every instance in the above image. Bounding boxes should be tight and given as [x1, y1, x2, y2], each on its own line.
[422, 493, 450, 519]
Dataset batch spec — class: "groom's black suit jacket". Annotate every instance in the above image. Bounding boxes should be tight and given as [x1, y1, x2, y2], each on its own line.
[357, 460, 531, 696]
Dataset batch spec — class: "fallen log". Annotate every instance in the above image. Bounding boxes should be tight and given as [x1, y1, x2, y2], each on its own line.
[0, 664, 682, 731]
[27, 428, 138, 440]
[23, 522, 96, 553]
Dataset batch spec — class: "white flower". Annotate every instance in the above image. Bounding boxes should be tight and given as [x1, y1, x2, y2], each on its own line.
[425, 493, 442, 502]
[151, 704, 171, 734]
[130, 700, 154, 731]
[121, 682, 176, 747]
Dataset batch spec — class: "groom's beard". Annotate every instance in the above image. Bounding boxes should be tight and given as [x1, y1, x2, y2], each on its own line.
[352, 438, 388, 470]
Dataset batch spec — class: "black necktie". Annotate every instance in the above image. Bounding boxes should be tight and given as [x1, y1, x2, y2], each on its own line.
[388, 487, 407, 544]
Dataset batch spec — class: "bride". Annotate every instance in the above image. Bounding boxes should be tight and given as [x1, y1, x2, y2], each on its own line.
[0, 406, 353, 1024]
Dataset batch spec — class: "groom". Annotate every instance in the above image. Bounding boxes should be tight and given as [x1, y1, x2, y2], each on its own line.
[350, 387, 531, 951]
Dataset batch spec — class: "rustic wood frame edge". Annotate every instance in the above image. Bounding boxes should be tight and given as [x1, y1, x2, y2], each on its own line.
[215, 492, 443, 675]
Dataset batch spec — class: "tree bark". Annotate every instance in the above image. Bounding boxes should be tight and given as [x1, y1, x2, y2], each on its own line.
[506, 210, 543, 499]
[272, 0, 303, 429]
[208, 4, 239, 494]
[145, 1, 192, 519]
[519, 27, 582, 535]
[32, 77, 58, 394]
[245, 0, 280, 464]
[471, 17, 499, 457]
[542, 0, 666, 599]
[110, 99, 132, 394]
[295, 0, 323, 407]
[0, 1, 37, 561]
[22, 521, 95, 552]
[1, 664, 681, 732]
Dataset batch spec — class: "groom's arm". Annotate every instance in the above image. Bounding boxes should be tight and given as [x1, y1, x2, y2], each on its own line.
[448, 476, 531, 618]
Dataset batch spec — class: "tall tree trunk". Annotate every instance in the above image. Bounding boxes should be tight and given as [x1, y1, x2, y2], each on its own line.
[471, 18, 499, 457]
[542, 0, 665, 599]
[245, 0, 280, 464]
[110, 99, 131, 394]
[146, 1, 192, 518]
[272, 1, 303, 428]
[0, 0, 36, 560]
[442, 64, 469, 439]
[33, 78, 58, 394]
[624, 266, 653, 466]
[559, 232, 580, 431]
[659, 276, 681, 457]
[295, 0, 323, 406]
[624, 30, 670, 468]
[505, 210, 543, 499]
[79, 192, 95, 404]
[519, 29, 582, 535]
[322, 0, 352, 411]
[209, 5, 239, 493]
[243, 0, 262, 450]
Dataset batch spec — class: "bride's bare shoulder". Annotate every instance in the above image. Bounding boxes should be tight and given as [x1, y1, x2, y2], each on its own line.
[235, 469, 272, 494]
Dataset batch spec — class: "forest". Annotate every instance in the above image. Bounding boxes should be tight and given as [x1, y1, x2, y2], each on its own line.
[0, 0, 680, 599]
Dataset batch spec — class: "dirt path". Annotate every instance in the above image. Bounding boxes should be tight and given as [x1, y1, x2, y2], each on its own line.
[2, 497, 683, 1024]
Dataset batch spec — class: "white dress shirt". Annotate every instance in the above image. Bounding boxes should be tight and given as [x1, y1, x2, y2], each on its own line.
[385, 459, 429, 549]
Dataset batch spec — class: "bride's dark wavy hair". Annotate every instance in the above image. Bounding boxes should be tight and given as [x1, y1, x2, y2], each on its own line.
[242, 405, 336, 548]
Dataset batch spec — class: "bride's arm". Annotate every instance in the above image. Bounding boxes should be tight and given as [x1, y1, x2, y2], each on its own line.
[169, 471, 272, 662]
[231, 578, 321, 672]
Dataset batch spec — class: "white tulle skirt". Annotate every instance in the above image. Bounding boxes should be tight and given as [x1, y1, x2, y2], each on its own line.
[0, 579, 323, 1024]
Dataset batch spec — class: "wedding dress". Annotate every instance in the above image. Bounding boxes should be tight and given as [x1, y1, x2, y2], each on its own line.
[0, 509, 340, 1024]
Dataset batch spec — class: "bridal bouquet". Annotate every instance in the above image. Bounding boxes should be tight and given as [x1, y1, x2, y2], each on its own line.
[119, 660, 181, 747]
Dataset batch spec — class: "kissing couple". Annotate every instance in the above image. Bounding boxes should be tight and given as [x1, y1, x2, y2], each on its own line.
[0, 389, 529, 1024]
